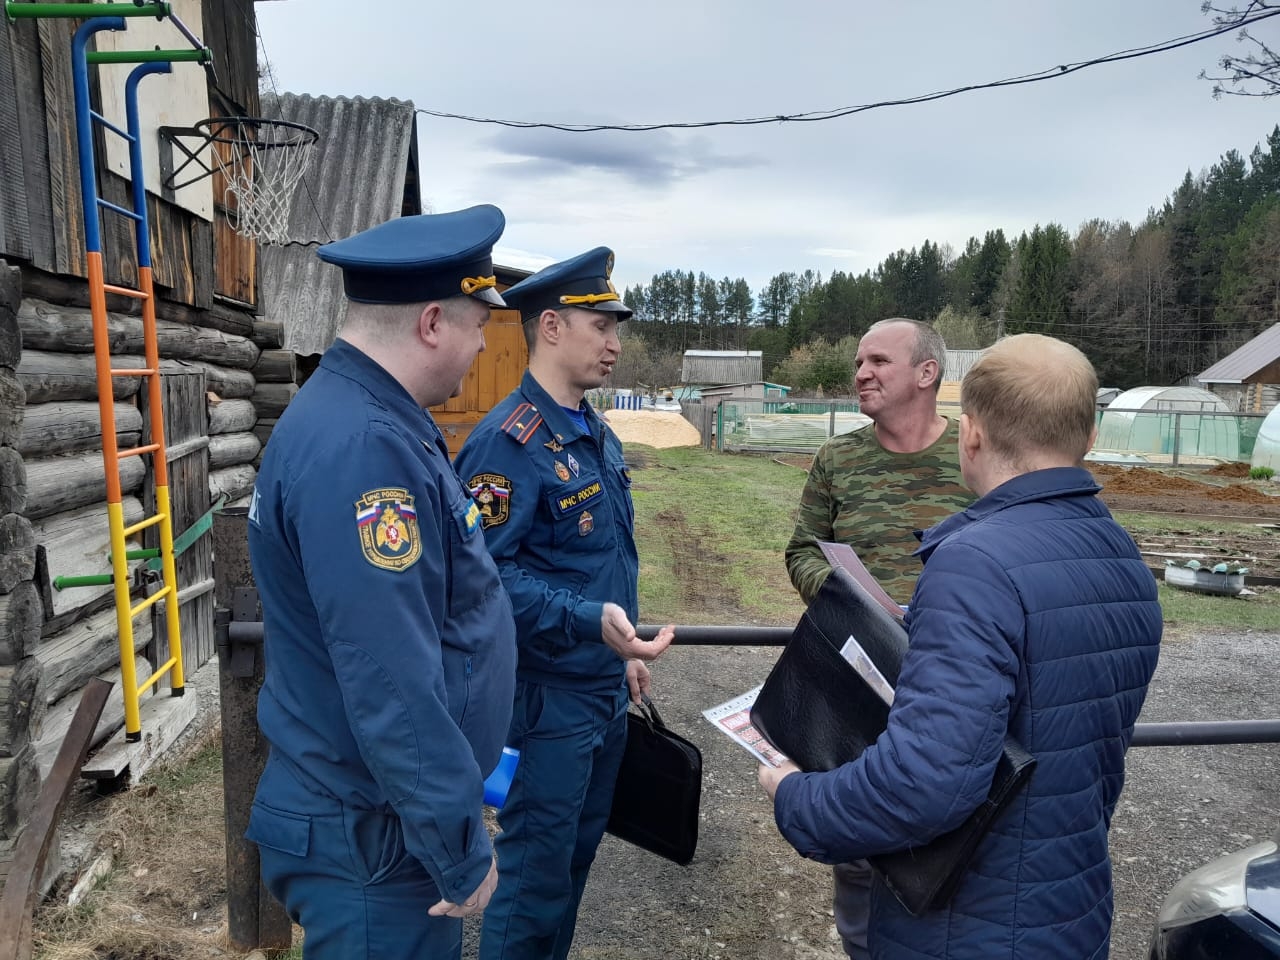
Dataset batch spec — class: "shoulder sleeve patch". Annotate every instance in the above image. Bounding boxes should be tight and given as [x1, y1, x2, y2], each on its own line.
[468, 473, 512, 528]
[355, 488, 422, 571]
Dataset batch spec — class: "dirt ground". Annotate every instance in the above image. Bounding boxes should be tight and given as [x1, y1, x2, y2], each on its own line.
[25, 459, 1280, 960]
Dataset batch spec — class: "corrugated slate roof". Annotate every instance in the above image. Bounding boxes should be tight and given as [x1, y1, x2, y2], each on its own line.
[1198, 322, 1280, 384]
[261, 92, 417, 243]
[259, 93, 417, 355]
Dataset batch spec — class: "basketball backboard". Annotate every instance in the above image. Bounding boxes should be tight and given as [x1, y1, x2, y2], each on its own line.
[96, 0, 213, 221]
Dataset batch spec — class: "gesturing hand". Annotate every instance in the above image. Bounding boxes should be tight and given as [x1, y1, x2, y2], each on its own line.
[601, 603, 673, 663]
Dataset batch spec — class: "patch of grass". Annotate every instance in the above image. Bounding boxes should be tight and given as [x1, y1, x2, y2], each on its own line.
[1251, 465, 1276, 480]
[1157, 582, 1280, 631]
[627, 446, 808, 626]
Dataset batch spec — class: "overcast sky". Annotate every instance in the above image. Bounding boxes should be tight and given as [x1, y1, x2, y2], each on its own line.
[256, 1, 1280, 295]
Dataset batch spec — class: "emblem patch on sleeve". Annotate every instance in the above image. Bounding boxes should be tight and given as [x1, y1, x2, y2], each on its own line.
[355, 488, 421, 571]
[468, 473, 511, 528]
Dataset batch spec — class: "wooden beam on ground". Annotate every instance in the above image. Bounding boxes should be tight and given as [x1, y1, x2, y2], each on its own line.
[80, 689, 198, 782]
[0, 678, 111, 960]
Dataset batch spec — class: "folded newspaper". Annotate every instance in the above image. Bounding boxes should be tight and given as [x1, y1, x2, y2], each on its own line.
[703, 634, 894, 767]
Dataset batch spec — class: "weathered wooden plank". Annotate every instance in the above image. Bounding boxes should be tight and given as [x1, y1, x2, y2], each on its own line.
[38, 18, 83, 278]
[17, 401, 142, 458]
[0, 514, 36, 597]
[33, 656, 145, 780]
[146, 370, 214, 669]
[0, 367, 25, 450]
[170, 360, 254, 399]
[0, 745, 37, 841]
[209, 465, 255, 504]
[0, 658, 44, 757]
[191, 218, 215, 311]
[0, 261, 21, 368]
[18, 299, 260, 369]
[17, 271, 256, 337]
[0, 448, 26, 518]
[209, 432, 261, 470]
[208, 398, 256, 436]
[23, 453, 145, 521]
[0, 583, 41, 669]
[31, 497, 145, 620]
[251, 320, 284, 350]
[81, 687, 196, 781]
[251, 417, 278, 451]
[251, 382, 297, 420]
[252, 349, 295, 384]
[17, 349, 144, 403]
[0, 683, 107, 960]
[34, 603, 151, 708]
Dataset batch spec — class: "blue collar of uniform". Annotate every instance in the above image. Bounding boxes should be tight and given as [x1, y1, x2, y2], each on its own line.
[517, 369, 600, 444]
[321, 338, 442, 443]
[915, 466, 1100, 562]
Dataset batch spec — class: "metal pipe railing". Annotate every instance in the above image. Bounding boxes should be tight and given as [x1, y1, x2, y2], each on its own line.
[637, 624, 1280, 746]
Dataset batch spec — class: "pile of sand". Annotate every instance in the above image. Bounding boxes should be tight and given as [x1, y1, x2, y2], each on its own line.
[602, 410, 702, 449]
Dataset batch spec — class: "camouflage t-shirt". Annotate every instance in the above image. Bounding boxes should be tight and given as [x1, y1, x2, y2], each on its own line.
[784, 418, 974, 605]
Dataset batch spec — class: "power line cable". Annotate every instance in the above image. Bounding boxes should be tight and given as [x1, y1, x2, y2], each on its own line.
[416, 8, 1280, 133]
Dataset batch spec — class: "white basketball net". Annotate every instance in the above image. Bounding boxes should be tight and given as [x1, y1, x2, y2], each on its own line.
[208, 121, 315, 245]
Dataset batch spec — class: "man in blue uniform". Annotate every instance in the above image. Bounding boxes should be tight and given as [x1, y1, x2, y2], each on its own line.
[454, 247, 675, 960]
[245, 205, 518, 960]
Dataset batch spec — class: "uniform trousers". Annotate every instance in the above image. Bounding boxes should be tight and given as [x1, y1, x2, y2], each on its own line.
[479, 679, 629, 960]
[249, 760, 462, 960]
[834, 859, 874, 960]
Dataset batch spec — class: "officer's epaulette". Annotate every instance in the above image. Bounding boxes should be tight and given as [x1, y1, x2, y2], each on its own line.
[500, 402, 543, 445]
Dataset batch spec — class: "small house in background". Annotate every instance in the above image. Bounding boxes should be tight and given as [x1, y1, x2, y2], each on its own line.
[681, 349, 763, 388]
[1196, 322, 1280, 414]
[698, 381, 792, 403]
[259, 92, 529, 456]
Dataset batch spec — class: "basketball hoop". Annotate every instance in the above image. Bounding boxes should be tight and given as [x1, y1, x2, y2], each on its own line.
[159, 116, 318, 245]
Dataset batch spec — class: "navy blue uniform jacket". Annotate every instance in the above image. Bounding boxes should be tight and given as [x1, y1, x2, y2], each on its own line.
[454, 371, 639, 692]
[248, 339, 517, 903]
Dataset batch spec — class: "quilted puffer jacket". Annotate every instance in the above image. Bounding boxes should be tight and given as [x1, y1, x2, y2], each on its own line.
[774, 467, 1162, 959]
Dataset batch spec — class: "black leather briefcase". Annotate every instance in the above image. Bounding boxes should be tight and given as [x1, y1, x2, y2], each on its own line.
[606, 694, 702, 866]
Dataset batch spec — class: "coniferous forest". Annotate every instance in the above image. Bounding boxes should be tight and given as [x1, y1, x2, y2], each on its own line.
[616, 126, 1280, 394]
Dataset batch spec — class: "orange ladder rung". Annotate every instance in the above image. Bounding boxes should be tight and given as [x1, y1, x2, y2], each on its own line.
[102, 283, 149, 300]
[117, 442, 162, 459]
[109, 366, 157, 377]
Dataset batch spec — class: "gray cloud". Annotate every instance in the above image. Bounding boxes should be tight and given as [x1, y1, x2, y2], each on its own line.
[486, 128, 763, 188]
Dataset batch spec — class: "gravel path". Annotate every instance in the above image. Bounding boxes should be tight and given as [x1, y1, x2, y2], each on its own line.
[544, 627, 1280, 959]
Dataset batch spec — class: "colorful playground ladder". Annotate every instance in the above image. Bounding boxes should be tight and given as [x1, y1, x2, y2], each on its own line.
[5, 3, 212, 741]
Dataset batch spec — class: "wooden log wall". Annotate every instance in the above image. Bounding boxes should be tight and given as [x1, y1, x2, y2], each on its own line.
[0, 261, 38, 850]
[0, 266, 265, 859]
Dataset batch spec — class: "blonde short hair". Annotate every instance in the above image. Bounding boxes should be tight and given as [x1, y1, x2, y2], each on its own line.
[961, 334, 1097, 462]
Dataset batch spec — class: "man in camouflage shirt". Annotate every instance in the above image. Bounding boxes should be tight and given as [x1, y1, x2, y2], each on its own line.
[783, 317, 974, 960]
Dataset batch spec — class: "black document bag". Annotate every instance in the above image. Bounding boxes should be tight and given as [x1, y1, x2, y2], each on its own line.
[750, 567, 1037, 915]
[606, 695, 703, 866]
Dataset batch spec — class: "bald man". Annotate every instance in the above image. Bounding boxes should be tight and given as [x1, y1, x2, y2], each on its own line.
[761, 335, 1162, 960]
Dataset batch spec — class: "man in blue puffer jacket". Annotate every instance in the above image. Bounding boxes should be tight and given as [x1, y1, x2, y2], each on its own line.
[761, 333, 1162, 959]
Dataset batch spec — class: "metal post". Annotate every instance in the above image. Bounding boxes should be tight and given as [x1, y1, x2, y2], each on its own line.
[828, 401, 836, 440]
[1172, 411, 1181, 466]
[213, 509, 290, 952]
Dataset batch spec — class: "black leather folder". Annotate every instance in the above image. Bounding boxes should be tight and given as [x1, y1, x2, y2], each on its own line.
[750, 565, 1036, 915]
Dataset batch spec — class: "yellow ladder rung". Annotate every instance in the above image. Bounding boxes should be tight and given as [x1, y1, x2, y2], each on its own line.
[122, 512, 166, 538]
[110, 366, 157, 377]
[130, 583, 172, 617]
[102, 283, 148, 300]
[136, 656, 178, 697]
[117, 442, 161, 460]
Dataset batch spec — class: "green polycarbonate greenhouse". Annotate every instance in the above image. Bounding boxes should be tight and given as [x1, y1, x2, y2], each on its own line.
[1253, 403, 1280, 471]
[1095, 386, 1239, 463]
